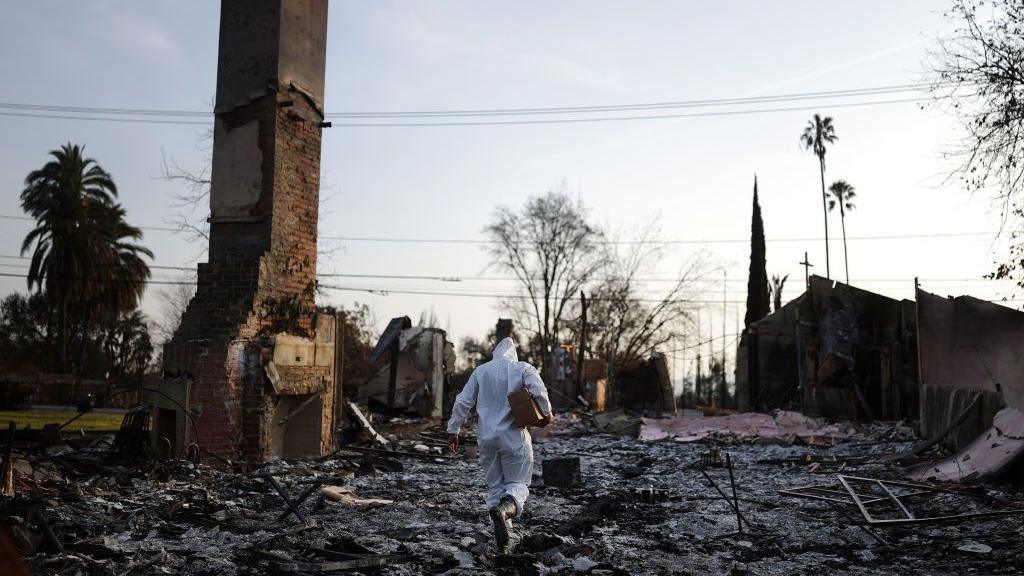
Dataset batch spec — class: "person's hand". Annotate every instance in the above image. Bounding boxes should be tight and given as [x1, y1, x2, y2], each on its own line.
[539, 413, 553, 428]
[448, 434, 459, 453]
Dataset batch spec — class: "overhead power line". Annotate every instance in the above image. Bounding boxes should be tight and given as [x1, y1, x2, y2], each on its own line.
[0, 272, 193, 286]
[0, 213, 997, 244]
[0, 111, 210, 126]
[315, 284, 1024, 305]
[0, 213, 181, 232]
[319, 231, 993, 245]
[0, 257, 1013, 285]
[320, 97, 924, 127]
[664, 333, 742, 354]
[318, 283, 749, 304]
[0, 271, 1018, 305]
[323, 83, 936, 118]
[0, 83, 943, 127]
[0, 97, 922, 127]
[0, 82, 937, 119]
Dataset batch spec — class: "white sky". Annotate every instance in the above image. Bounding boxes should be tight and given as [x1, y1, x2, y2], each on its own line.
[0, 1, 1017, 382]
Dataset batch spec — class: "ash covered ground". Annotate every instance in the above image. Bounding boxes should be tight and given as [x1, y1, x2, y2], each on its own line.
[5, 417, 1024, 575]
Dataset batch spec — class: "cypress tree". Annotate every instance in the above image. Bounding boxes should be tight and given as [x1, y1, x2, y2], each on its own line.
[744, 176, 770, 326]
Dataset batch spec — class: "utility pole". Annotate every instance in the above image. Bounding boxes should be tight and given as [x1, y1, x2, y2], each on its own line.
[721, 270, 727, 408]
[733, 303, 739, 409]
[575, 291, 587, 400]
[799, 251, 814, 290]
[707, 320, 714, 407]
[696, 309, 702, 407]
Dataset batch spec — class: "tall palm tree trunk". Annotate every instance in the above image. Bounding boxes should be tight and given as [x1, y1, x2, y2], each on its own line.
[818, 158, 831, 278]
[840, 203, 849, 284]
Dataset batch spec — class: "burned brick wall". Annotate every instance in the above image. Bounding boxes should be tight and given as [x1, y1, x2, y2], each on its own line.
[162, 0, 330, 463]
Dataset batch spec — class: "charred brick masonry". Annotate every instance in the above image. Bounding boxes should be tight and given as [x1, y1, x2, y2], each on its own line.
[161, 0, 331, 463]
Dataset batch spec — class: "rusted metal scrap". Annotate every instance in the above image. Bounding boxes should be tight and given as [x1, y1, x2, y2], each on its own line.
[111, 405, 152, 459]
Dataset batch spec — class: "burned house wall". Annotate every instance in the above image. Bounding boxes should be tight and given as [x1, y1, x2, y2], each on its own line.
[161, 0, 330, 462]
[917, 289, 1024, 450]
[736, 276, 918, 422]
[617, 353, 675, 414]
[736, 296, 803, 412]
[802, 278, 917, 421]
[362, 326, 453, 418]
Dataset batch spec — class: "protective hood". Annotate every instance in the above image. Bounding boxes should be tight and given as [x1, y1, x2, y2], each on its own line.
[493, 337, 518, 363]
[447, 335, 551, 441]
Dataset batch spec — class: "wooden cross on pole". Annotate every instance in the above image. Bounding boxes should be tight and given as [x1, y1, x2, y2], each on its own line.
[799, 251, 814, 289]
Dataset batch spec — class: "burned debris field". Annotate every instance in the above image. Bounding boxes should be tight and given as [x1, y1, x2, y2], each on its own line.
[3, 412, 1024, 575]
[8, 1, 1024, 575]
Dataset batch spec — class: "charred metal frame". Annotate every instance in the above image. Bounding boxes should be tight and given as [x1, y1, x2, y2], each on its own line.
[781, 474, 1024, 525]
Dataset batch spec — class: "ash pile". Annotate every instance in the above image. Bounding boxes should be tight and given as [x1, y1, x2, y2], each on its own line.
[3, 407, 1024, 575]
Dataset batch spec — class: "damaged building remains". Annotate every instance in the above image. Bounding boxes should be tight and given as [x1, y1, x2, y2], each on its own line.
[360, 316, 455, 418]
[160, 0, 335, 462]
[7, 2, 1024, 575]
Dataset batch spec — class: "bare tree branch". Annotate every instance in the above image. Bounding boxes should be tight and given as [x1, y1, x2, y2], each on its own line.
[484, 184, 605, 373]
[928, 0, 1024, 287]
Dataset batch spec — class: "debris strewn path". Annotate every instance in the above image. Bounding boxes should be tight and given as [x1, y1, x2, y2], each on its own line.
[4, 419, 1024, 575]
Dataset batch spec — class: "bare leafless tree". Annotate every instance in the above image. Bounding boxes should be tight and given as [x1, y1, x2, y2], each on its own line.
[929, 0, 1024, 283]
[160, 150, 211, 243]
[485, 184, 606, 374]
[161, 148, 342, 258]
[150, 270, 197, 346]
[586, 219, 711, 371]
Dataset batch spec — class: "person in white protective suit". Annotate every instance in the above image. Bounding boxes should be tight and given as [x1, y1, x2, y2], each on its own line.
[447, 337, 552, 552]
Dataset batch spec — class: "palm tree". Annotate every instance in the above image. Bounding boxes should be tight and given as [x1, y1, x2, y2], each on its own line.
[800, 114, 837, 279]
[19, 144, 151, 372]
[769, 274, 789, 313]
[70, 203, 152, 375]
[828, 180, 856, 285]
[102, 310, 154, 378]
[92, 203, 152, 315]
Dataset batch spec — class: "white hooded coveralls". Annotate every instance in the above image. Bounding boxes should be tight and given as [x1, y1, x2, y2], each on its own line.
[447, 338, 552, 515]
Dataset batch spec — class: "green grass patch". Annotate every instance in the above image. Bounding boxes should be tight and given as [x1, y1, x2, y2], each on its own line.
[0, 409, 126, 432]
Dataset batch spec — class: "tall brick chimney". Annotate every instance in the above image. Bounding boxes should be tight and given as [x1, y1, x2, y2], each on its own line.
[160, 0, 334, 463]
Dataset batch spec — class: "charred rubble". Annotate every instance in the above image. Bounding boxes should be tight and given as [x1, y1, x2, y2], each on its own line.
[2, 408, 1024, 575]
[4, 1, 1024, 574]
